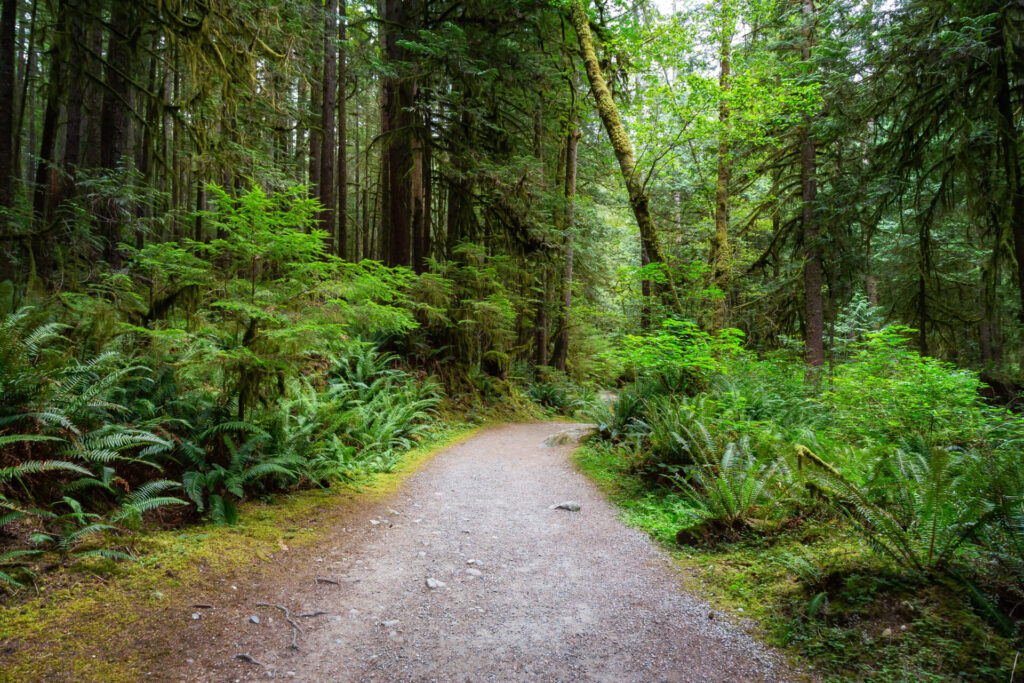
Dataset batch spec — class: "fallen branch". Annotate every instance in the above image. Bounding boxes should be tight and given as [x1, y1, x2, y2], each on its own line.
[255, 602, 303, 650]
[234, 653, 264, 666]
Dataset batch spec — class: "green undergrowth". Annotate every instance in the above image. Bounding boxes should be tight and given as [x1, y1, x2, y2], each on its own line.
[0, 422, 484, 682]
[575, 441, 1018, 682]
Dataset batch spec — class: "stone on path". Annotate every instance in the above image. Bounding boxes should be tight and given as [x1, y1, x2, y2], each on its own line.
[425, 578, 445, 590]
[540, 425, 597, 448]
[551, 501, 581, 511]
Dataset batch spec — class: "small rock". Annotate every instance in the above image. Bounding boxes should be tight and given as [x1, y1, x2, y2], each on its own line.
[541, 425, 597, 447]
[249, 615, 260, 625]
[425, 578, 446, 590]
[191, 613, 200, 620]
[467, 559, 480, 565]
[413, 518, 422, 524]
[370, 520, 380, 526]
[900, 624, 908, 632]
[881, 627, 892, 638]
[381, 619, 400, 627]
[388, 509, 400, 516]
[466, 568, 482, 577]
[551, 501, 581, 512]
[417, 551, 426, 558]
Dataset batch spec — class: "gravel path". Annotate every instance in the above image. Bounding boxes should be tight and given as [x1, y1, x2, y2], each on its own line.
[180, 423, 792, 682]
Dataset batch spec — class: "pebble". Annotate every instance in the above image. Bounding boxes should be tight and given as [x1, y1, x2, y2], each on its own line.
[191, 613, 200, 620]
[426, 578, 446, 589]
[418, 551, 426, 558]
[552, 501, 581, 511]
[249, 616, 260, 624]
[381, 619, 400, 627]
[466, 568, 482, 577]
[370, 520, 380, 526]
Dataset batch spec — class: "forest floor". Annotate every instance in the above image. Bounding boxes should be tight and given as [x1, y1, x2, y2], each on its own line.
[1, 422, 796, 682]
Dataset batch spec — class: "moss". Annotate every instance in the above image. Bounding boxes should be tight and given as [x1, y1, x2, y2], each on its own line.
[574, 442, 1019, 681]
[0, 423, 485, 682]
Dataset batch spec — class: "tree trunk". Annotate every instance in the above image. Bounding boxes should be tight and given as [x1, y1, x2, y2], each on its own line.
[799, 0, 824, 369]
[421, 114, 432, 266]
[32, 1, 66, 233]
[382, 0, 413, 267]
[411, 111, 425, 272]
[0, 0, 16, 210]
[337, 0, 347, 258]
[13, 0, 37, 184]
[708, 13, 733, 330]
[319, 0, 336, 253]
[309, 55, 321, 209]
[553, 125, 580, 373]
[99, 0, 134, 267]
[569, 0, 682, 315]
[995, 49, 1024, 323]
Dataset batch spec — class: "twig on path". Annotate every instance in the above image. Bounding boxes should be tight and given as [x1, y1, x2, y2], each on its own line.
[297, 610, 328, 618]
[234, 653, 264, 666]
[313, 577, 339, 585]
[255, 602, 303, 651]
[192, 603, 214, 609]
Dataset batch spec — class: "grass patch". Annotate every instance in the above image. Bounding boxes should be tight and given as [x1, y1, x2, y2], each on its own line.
[574, 440, 1018, 681]
[0, 422, 484, 682]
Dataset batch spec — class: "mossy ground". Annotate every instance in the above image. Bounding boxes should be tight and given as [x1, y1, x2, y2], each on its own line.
[574, 442, 1019, 682]
[0, 422, 486, 682]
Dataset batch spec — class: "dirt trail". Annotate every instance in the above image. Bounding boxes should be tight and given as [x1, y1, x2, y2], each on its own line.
[173, 423, 791, 682]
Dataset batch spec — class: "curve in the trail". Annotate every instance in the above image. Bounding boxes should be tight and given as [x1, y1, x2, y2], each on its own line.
[181, 422, 791, 682]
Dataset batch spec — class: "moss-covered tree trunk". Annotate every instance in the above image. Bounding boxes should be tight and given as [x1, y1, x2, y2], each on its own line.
[569, 0, 682, 316]
[553, 123, 579, 372]
[708, 14, 733, 331]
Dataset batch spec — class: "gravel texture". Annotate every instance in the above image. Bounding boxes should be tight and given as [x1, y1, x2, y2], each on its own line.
[176, 422, 794, 682]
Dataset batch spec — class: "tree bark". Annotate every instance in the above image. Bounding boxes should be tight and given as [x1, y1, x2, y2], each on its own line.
[569, 0, 682, 315]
